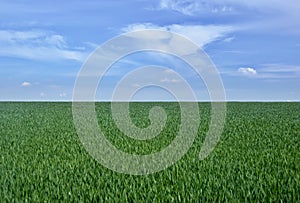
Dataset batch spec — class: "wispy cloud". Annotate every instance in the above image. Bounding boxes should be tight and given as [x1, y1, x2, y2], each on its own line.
[260, 64, 300, 73]
[159, 0, 202, 16]
[123, 23, 235, 48]
[158, 0, 300, 16]
[158, 0, 234, 16]
[256, 64, 300, 79]
[223, 36, 235, 43]
[21, 81, 32, 87]
[163, 69, 176, 74]
[238, 67, 257, 76]
[224, 64, 300, 79]
[160, 78, 181, 83]
[157, 0, 300, 34]
[0, 30, 88, 61]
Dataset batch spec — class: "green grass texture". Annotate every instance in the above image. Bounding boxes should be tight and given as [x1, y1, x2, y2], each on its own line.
[0, 102, 299, 202]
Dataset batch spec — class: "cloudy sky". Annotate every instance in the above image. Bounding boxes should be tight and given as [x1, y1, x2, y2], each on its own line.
[0, 0, 299, 101]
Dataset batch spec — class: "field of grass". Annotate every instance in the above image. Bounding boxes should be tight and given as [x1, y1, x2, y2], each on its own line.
[0, 102, 299, 202]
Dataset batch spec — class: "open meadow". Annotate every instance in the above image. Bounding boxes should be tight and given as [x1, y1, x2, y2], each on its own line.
[0, 102, 299, 201]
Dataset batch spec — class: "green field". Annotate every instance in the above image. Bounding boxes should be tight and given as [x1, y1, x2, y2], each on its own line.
[0, 102, 299, 202]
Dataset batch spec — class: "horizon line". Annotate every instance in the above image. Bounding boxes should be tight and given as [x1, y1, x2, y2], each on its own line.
[0, 100, 299, 102]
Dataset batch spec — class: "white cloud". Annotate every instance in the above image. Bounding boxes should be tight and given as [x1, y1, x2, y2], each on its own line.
[227, 64, 300, 79]
[159, 0, 201, 16]
[159, 0, 234, 15]
[233, 64, 300, 79]
[21, 81, 32, 87]
[256, 64, 300, 79]
[45, 34, 67, 48]
[79, 25, 234, 78]
[122, 23, 161, 32]
[158, 0, 300, 16]
[84, 42, 100, 49]
[260, 64, 300, 73]
[123, 23, 235, 48]
[223, 36, 235, 42]
[40, 92, 46, 97]
[163, 69, 176, 74]
[0, 30, 87, 61]
[160, 78, 181, 83]
[59, 92, 67, 97]
[157, 0, 300, 34]
[222, 0, 300, 13]
[238, 67, 257, 76]
[0, 30, 44, 41]
[158, 0, 238, 16]
[212, 5, 233, 13]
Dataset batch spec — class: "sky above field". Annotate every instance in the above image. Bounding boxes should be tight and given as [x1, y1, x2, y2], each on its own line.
[0, 0, 299, 101]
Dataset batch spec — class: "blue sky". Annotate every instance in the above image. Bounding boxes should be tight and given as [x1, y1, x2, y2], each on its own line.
[0, 0, 299, 101]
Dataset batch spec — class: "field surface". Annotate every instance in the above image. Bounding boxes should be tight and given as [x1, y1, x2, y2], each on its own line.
[0, 102, 299, 202]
